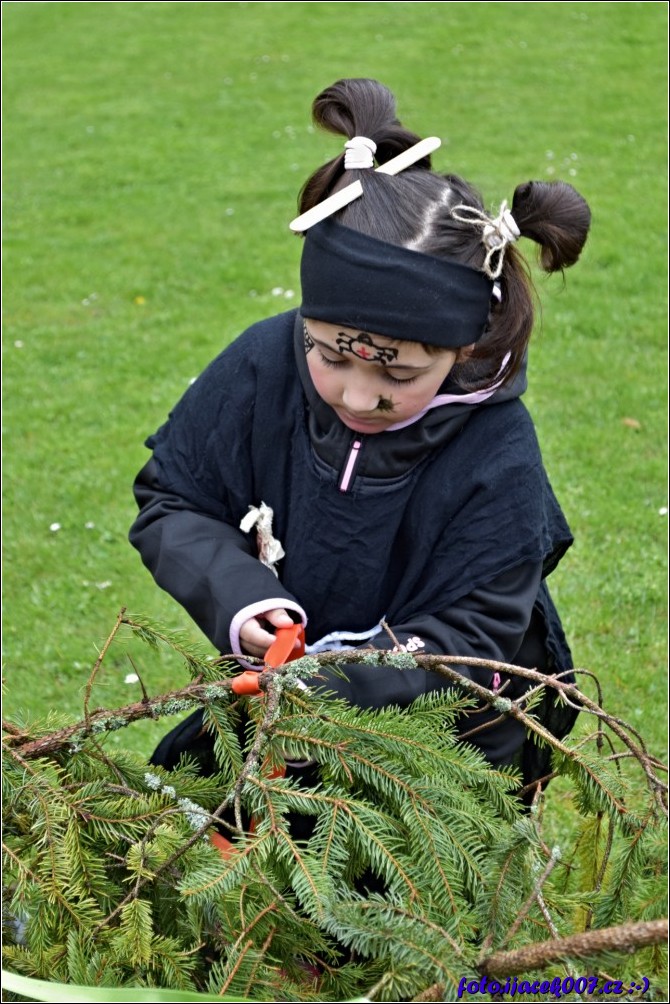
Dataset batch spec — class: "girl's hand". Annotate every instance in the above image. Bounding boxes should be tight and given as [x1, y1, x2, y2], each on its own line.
[239, 608, 298, 658]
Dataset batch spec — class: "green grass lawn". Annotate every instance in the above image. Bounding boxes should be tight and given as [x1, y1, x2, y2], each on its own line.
[3, 0, 667, 763]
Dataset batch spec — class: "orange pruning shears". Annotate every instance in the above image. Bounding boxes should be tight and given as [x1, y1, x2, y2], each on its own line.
[210, 623, 305, 858]
[229, 622, 305, 696]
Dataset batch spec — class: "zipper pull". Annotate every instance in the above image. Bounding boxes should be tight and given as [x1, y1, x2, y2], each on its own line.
[339, 438, 363, 492]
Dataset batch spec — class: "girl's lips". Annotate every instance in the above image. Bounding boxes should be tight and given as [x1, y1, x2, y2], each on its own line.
[335, 409, 389, 433]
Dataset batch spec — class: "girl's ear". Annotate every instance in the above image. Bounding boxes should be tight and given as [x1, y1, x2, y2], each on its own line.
[455, 343, 476, 363]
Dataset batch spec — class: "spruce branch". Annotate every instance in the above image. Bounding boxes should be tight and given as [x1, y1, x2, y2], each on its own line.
[406, 654, 665, 813]
[5, 646, 666, 819]
[217, 938, 255, 996]
[92, 789, 240, 935]
[292, 646, 663, 811]
[248, 775, 420, 901]
[478, 918, 668, 977]
[4, 611, 669, 1002]
[241, 926, 278, 999]
[2, 840, 41, 886]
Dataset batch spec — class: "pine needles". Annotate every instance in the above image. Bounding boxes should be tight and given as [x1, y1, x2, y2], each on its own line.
[3, 611, 667, 1001]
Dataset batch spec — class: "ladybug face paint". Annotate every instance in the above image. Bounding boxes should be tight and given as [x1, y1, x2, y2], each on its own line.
[335, 331, 399, 365]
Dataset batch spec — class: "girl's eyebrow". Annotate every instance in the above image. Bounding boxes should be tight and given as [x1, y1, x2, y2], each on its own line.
[312, 336, 432, 371]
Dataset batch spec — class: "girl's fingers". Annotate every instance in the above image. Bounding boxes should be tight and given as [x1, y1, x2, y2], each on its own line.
[239, 609, 300, 656]
[263, 608, 294, 629]
[239, 617, 275, 656]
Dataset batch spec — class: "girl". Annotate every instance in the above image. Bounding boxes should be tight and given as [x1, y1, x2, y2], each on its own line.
[130, 78, 590, 785]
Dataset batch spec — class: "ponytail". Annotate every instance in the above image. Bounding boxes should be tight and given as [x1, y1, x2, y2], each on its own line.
[449, 180, 591, 387]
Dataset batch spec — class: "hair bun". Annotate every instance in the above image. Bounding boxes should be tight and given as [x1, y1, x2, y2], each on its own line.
[312, 78, 397, 142]
[312, 78, 429, 168]
[511, 180, 591, 272]
[299, 79, 432, 216]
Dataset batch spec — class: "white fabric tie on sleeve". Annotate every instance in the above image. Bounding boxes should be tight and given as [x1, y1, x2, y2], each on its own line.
[239, 502, 285, 576]
[344, 135, 377, 170]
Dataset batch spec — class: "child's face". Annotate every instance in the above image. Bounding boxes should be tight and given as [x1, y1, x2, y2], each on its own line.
[304, 318, 461, 435]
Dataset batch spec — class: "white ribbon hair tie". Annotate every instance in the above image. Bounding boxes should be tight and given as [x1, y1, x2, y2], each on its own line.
[451, 200, 521, 279]
[344, 135, 377, 170]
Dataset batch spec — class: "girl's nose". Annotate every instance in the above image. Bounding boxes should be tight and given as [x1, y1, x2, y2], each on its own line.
[341, 378, 380, 414]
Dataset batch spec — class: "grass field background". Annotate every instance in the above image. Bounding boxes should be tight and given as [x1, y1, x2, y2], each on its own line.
[3, 1, 667, 762]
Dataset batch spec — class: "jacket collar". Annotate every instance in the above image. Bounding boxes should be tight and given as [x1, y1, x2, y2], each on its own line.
[293, 312, 494, 479]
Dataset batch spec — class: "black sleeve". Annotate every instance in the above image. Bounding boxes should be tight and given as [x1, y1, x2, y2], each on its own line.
[309, 562, 544, 765]
[129, 459, 305, 654]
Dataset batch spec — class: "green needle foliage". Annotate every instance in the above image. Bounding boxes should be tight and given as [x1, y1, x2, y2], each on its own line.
[3, 616, 667, 1002]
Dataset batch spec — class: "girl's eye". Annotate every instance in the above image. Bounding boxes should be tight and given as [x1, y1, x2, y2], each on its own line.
[318, 352, 346, 368]
[318, 351, 419, 385]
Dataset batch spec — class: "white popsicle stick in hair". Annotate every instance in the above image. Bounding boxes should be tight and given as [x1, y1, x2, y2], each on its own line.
[374, 136, 441, 176]
[289, 181, 363, 233]
[289, 136, 442, 232]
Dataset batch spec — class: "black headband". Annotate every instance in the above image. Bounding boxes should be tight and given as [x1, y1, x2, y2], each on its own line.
[300, 218, 493, 348]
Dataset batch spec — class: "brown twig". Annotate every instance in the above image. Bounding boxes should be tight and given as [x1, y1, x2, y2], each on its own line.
[3, 677, 242, 759]
[126, 652, 152, 706]
[402, 653, 666, 813]
[231, 678, 283, 832]
[2, 720, 26, 737]
[516, 770, 559, 799]
[380, 618, 403, 650]
[412, 985, 445, 1002]
[493, 849, 561, 951]
[479, 918, 668, 977]
[83, 607, 127, 728]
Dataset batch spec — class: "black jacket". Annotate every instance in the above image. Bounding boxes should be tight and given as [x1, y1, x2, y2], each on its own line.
[130, 310, 576, 766]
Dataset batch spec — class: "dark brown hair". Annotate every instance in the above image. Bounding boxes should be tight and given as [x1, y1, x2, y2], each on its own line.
[298, 79, 591, 387]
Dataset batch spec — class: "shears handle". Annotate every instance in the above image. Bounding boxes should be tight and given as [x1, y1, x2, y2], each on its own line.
[230, 623, 305, 695]
[264, 622, 305, 668]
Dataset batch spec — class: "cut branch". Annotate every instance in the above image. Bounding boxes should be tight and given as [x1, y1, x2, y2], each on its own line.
[479, 918, 668, 977]
[4, 642, 666, 818]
